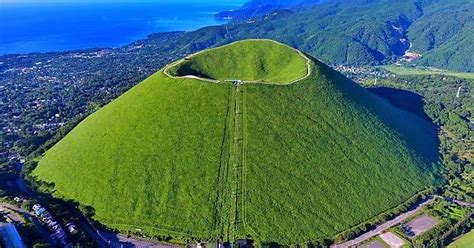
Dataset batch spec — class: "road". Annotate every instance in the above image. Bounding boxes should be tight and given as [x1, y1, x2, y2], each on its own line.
[331, 196, 436, 248]
[98, 230, 180, 248]
[453, 199, 474, 208]
[0, 202, 53, 245]
[16, 171, 179, 248]
[15, 175, 109, 247]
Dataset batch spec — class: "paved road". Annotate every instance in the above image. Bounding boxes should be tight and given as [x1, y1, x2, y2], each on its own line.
[0, 203, 53, 245]
[99, 230, 180, 248]
[17, 174, 177, 248]
[331, 196, 436, 248]
[433, 195, 474, 208]
[453, 199, 474, 208]
[15, 176, 109, 247]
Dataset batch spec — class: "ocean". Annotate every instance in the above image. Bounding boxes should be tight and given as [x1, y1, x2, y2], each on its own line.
[0, 1, 245, 55]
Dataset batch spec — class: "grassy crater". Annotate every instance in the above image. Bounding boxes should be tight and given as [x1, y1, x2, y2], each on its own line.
[168, 39, 308, 84]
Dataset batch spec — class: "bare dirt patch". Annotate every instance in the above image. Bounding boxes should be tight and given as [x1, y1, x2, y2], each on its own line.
[380, 232, 405, 247]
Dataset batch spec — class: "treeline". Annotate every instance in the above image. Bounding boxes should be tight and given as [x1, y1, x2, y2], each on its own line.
[441, 212, 474, 246]
[364, 74, 473, 247]
[370, 74, 473, 202]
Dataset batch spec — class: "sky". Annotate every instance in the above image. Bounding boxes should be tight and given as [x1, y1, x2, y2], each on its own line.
[1, 0, 246, 3]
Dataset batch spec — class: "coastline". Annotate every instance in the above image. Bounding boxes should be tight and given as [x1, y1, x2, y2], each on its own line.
[0, 1, 243, 56]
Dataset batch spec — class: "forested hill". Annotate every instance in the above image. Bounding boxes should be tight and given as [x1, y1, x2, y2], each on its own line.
[211, 0, 473, 72]
[215, 0, 327, 20]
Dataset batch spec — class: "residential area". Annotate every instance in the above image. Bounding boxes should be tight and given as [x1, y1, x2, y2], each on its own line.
[0, 196, 81, 247]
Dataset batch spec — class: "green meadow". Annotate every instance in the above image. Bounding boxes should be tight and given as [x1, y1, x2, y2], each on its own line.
[241, 60, 441, 243]
[33, 40, 442, 244]
[449, 229, 474, 248]
[168, 40, 308, 84]
[34, 71, 234, 240]
[380, 65, 474, 79]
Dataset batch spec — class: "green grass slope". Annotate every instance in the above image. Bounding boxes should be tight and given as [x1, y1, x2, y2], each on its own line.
[241, 58, 441, 243]
[449, 229, 474, 248]
[33, 40, 442, 244]
[33, 71, 235, 240]
[168, 40, 307, 84]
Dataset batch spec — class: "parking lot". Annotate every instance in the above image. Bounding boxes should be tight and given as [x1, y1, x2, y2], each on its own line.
[403, 214, 437, 239]
[357, 239, 386, 248]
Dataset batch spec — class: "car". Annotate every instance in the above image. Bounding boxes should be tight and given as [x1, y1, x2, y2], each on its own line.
[65, 222, 78, 234]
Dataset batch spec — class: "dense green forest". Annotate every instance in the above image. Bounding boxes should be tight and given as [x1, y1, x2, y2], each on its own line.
[407, 1, 473, 71]
[212, 0, 474, 71]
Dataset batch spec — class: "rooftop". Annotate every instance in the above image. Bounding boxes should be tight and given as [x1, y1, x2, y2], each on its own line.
[0, 223, 26, 248]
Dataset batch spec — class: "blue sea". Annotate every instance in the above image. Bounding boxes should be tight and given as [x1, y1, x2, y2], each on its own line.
[0, 0, 245, 55]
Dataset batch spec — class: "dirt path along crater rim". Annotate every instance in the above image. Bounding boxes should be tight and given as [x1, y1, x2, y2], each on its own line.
[163, 39, 312, 85]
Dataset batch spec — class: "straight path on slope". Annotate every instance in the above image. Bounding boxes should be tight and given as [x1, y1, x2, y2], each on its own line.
[228, 84, 244, 240]
[163, 39, 314, 242]
[332, 196, 436, 248]
[162, 39, 313, 86]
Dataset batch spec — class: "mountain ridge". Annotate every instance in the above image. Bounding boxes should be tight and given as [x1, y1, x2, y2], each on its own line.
[210, 0, 473, 71]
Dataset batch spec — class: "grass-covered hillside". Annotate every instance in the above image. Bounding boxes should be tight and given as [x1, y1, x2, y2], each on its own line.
[34, 71, 234, 239]
[33, 40, 442, 244]
[169, 40, 307, 84]
[449, 229, 474, 248]
[242, 58, 441, 243]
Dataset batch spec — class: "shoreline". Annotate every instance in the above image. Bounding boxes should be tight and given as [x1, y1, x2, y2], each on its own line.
[0, 1, 243, 56]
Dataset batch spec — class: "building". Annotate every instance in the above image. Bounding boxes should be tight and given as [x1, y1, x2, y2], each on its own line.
[235, 239, 253, 248]
[0, 223, 27, 248]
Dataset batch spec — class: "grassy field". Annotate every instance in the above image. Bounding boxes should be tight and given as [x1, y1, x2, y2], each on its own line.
[241, 60, 441, 243]
[380, 65, 474, 79]
[449, 229, 474, 248]
[34, 40, 442, 244]
[168, 40, 308, 84]
[34, 71, 234, 240]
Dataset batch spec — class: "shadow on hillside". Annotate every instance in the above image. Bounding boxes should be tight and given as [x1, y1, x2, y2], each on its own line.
[367, 87, 432, 121]
[173, 62, 215, 80]
[306, 55, 441, 175]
